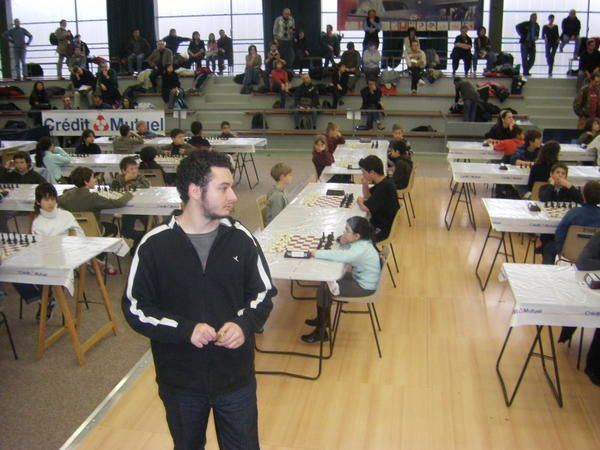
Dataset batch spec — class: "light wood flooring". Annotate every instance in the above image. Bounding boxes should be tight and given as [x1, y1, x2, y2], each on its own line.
[76, 176, 600, 450]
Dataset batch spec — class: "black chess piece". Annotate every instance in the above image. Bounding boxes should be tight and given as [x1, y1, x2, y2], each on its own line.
[32, 235, 36, 243]
[24, 235, 29, 245]
[19, 234, 23, 245]
[1, 234, 5, 244]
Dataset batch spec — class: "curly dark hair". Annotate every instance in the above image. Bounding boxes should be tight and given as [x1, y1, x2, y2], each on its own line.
[175, 151, 233, 202]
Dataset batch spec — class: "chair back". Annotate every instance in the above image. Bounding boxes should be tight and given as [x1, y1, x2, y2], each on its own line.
[530, 181, 547, 202]
[397, 163, 417, 195]
[72, 212, 102, 237]
[256, 194, 267, 230]
[376, 208, 401, 249]
[138, 169, 165, 187]
[560, 225, 600, 263]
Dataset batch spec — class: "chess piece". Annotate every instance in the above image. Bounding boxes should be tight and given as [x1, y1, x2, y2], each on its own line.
[32, 235, 36, 243]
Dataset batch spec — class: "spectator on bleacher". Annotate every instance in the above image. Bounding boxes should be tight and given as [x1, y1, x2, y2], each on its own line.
[70, 34, 90, 69]
[127, 29, 150, 74]
[325, 122, 345, 153]
[360, 79, 384, 130]
[113, 124, 144, 154]
[7, 151, 46, 184]
[217, 29, 233, 75]
[62, 95, 73, 109]
[578, 118, 600, 145]
[574, 72, 600, 129]
[92, 94, 112, 109]
[273, 8, 296, 70]
[147, 40, 174, 93]
[403, 27, 418, 54]
[473, 26, 494, 75]
[560, 9, 581, 56]
[451, 25, 472, 77]
[331, 63, 349, 108]
[70, 65, 95, 109]
[35, 136, 71, 183]
[97, 62, 121, 106]
[542, 15, 560, 76]
[362, 42, 381, 81]
[205, 33, 219, 73]
[270, 60, 290, 108]
[405, 40, 426, 94]
[341, 42, 361, 91]
[320, 25, 342, 68]
[136, 120, 160, 139]
[388, 139, 413, 190]
[293, 74, 319, 129]
[220, 121, 237, 138]
[188, 121, 210, 150]
[484, 109, 517, 143]
[312, 134, 333, 179]
[68, 47, 87, 70]
[264, 41, 286, 89]
[162, 28, 190, 67]
[294, 30, 310, 72]
[577, 39, 600, 91]
[54, 19, 72, 79]
[75, 129, 101, 155]
[242, 45, 262, 93]
[187, 31, 205, 70]
[454, 77, 480, 122]
[120, 97, 135, 109]
[28, 81, 51, 125]
[2, 18, 32, 81]
[163, 128, 193, 156]
[363, 9, 381, 49]
[161, 64, 185, 109]
[516, 13, 539, 76]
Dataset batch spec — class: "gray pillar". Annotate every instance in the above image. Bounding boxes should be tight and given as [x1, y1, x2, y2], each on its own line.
[488, 0, 503, 53]
[0, 1, 11, 79]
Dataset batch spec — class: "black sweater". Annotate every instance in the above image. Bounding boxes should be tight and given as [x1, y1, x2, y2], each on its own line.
[122, 215, 276, 395]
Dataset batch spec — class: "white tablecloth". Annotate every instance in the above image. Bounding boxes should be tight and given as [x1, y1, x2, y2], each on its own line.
[320, 144, 388, 181]
[0, 184, 181, 216]
[482, 198, 565, 234]
[0, 140, 37, 154]
[0, 235, 129, 294]
[256, 182, 366, 282]
[95, 136, 267, 154]
[446, 141, 596, 162]
[500, 263, 600, 328]
[61, 154, 180, 174]
[451, 162, 600, 186]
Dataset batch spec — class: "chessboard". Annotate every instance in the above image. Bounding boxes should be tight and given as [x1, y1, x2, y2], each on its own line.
[95, 185, 136, 199]
[0, 232, 37, 259]
[302, 193, 355, 208]
[541, 201, 580, 219]
[207, 137, 228, 144]
[155, 155, 184, 164]
[270, 232, 335, 253]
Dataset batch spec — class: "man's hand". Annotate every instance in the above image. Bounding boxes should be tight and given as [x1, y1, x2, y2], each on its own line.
[214, 322, 245, 349]
[190, 323, 217, 348]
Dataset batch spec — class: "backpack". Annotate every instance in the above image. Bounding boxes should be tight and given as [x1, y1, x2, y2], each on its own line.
[0, 102, 20, 111]
[272, 100, 281, 109]
[321, 100, 332, 109]
[380, 69, 400, 85]
[46, 86, 66, 97]
[495, 52, 514, 66]
[4, 120, 27, 129]
[26, 63, 43, 77]
[49, 32, 58, 46]
[234, 74, 245, 85]
[511, 76, 526, 94]
[411, 125, 435, 132]
[251, 113, 268, 129]
[0, 85, 25, 97]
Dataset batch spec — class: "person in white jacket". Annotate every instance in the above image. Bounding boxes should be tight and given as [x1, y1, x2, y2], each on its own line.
[14, 183, 83, 321]
[34, 136, 71, 183]
[405, 40, 426, 94]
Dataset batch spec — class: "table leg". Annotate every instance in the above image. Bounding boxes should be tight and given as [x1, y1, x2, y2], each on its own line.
[443, 182, 461, 230]
[75, 264, 87, 329]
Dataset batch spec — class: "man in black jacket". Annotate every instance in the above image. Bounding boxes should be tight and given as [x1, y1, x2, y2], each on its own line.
[123, 151, 275, 450]
[7, 151, 46, 184]
[516, 13, 540, 76]
[560, 9, 582, 56]
[293, 73, 319, 129]
[217, 29, 233, 75]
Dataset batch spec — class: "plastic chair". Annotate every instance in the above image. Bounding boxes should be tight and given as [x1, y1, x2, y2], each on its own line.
[396, 163, 417, 226]
[375, 209, 401, 288]
[0, 303, 18, 359]
[138, 169, 166, 187]
[522, 181, 549, 262]
[530, 181, 548, 202]
[256, 194, 267, 230]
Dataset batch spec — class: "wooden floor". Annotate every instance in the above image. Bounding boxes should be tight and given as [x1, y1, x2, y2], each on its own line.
[77, 176, 600, 450]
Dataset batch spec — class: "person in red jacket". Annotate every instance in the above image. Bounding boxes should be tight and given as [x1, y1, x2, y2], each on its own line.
[269, 59, 289, 108]
[325, 121, 345, 153]
[493, 126, 524, 163]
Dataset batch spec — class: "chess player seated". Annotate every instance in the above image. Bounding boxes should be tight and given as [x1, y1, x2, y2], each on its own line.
[58, 167, 133, 274]
[6, 151, 46, 184]
[388, 140, 413, 190]
[264, 162, 292, 226]
[188, 120, 210, 150]
[541, 180, 600, 265]
[110, 157, 150, 252]
[539, 163, 583, 204]
[493, 126, 524, 164]
[112, 124, 144, 154]
[356, 155, 400, 243]
[219, 120, 237, 139]
[139, 146, 169, 185]
[520, 140, 560, 199]
[302, 216, 381, 343]
[162, 128, 194, 157]
[75, 129, 102, 155]
[136, 120, 161, 140]
[509, 129, 542, 167]
[13, 183, 84, 321]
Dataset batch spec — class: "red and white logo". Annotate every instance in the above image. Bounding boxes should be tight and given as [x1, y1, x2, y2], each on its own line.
[92, 115, 109, 132]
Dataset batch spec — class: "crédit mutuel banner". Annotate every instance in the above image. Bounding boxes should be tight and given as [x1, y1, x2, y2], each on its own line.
[42, 110, 165, 136]
[337, 0, 483, 32]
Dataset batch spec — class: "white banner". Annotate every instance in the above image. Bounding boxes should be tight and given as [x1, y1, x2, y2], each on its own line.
[42, 109, 165, 136]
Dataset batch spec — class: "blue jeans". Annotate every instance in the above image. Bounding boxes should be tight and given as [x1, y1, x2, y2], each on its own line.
[363, 110, 381, 129]
[294, 109, 317, 128]
[243, 67, 259, 86]
[520, 42, 536, 74]
[159, 381, 259, 450]
[127, 53, 145, 73]
[463, 99, 477, 122]
[12, 47, 26, 79]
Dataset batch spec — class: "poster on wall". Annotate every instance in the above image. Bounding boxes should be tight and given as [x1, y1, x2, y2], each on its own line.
[337, 0, 483, 32]
[41, 110, 165, 136]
